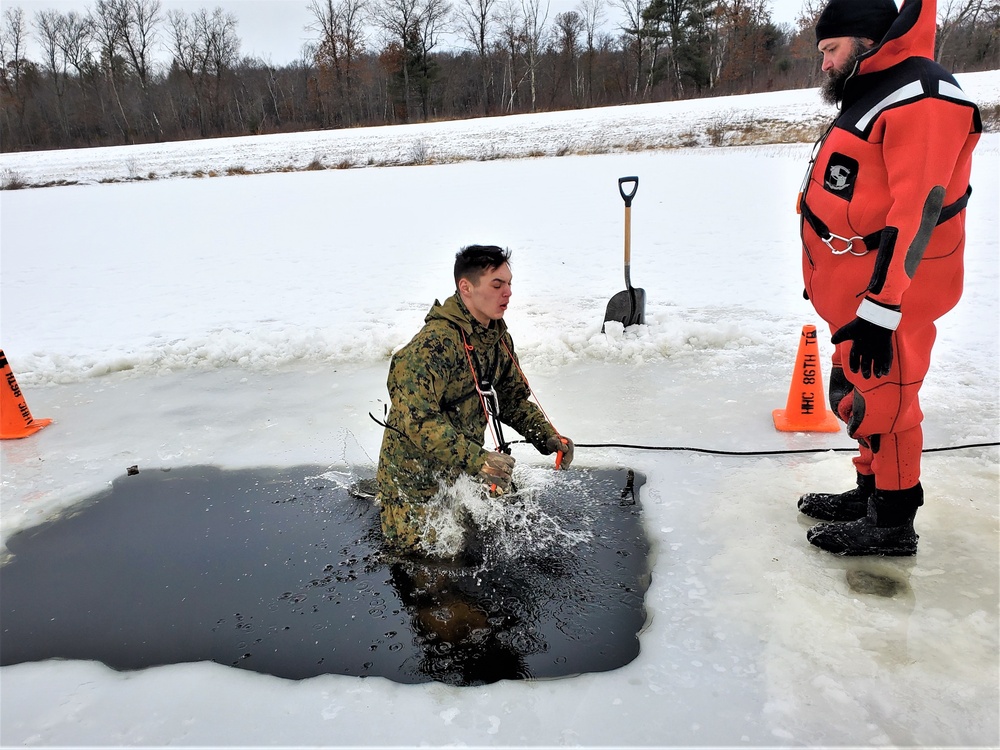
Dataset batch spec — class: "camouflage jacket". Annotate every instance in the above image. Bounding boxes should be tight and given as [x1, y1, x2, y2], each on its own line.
[376, 293, 557, 505]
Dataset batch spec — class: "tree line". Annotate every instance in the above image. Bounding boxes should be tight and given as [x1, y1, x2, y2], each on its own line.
[1, 0, 996, 152]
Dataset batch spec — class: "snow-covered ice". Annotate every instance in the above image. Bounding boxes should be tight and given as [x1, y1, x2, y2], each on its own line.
[1, 72, 998, 746]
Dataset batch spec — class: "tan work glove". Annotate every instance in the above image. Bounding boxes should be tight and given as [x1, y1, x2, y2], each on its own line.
[546, 435, 574, 469]
[479, 451, 516, 492]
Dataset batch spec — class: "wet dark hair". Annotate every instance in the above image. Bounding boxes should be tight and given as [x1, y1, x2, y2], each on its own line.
[454, 245, 511, 286]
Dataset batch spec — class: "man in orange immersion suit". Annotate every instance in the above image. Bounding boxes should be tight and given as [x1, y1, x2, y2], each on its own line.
[796, 0, 981, 555]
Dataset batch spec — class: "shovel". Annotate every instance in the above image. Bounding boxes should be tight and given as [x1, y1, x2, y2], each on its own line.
[602, 176, 645, 330]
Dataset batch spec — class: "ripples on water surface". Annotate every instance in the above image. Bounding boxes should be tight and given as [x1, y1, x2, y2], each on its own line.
[1, 464, 650, 686]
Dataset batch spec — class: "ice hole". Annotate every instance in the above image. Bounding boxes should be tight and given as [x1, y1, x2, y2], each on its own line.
[1, 465, 650, 686]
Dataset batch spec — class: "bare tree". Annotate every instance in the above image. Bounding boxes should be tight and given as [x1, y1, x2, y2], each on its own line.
[0, 5, 28, 63]
[794, 0, 823, 28]
[167, 7, 204, 133]
[56, 12, 95, 79]
[120, 0, 161, 90]
[774, 0, 823, 87]
[90, 0, 133, 138]
[699, 0, 772, 93]
[577, 0, 605, 104]
[370, 0, 422, 120]
[1, 6, 36, 143]
[308, 0, 368, 125]
[414, 0, 452, 118]
[33, 10, 63, 73]
[33, 9, 72, 136]
[495, 0, 528, 111]
[201, 8, 240, 131]
[115, 0, 163, 137]
[367, 0, 450, 122]
[166, 8, 199, 77]
[166, 7, 241, 136]
[521, 0, 549, 111]
[457, 0, 500, 113]
[553, 11, 584, 104]
[611, 0, 647, 97]
[937, 0, 988, 63]
[202, 8, 240, 74]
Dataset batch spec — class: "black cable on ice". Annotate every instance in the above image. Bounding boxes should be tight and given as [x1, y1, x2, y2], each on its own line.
[570, 440, 1000, 456]
[372, 412, 997, 457]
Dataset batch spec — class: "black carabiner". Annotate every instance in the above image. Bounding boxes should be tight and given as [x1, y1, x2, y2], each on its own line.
[478, 381, 511, 454]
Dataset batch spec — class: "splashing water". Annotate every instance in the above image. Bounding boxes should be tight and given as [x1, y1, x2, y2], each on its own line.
[418, 469, 596, 564]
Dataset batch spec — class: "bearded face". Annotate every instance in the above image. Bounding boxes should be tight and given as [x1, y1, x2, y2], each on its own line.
[820, 37, 872, 105]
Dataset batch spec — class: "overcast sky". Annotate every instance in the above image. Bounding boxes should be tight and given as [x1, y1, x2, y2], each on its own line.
[10, 0, 813, 66]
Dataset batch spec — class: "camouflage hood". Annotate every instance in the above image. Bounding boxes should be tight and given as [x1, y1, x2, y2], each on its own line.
[423, 293, 509, 346]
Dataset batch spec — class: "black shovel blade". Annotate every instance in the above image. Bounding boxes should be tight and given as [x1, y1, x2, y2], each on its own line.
[602, 287, 646, 330]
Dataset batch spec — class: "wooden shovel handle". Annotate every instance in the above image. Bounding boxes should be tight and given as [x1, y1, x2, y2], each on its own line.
[619, 176, 637, 267]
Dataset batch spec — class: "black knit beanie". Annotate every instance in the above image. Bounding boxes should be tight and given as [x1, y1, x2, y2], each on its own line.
[815, 0, 898, 43]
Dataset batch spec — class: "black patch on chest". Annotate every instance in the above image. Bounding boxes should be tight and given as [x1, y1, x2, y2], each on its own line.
[823, 152, 859, 201]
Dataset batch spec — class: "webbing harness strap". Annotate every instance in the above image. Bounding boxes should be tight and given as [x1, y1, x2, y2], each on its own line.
[459, 328, 564, 461]
[800, 184, 972, 256]
[460, 329, 509, 454]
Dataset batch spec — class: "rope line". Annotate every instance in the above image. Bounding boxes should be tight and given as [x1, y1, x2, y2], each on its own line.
[499, 338, 561, 436]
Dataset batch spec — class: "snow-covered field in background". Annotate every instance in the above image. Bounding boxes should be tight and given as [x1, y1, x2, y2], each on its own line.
[1, 73, 998, 747]
[3, 69, 997, 187]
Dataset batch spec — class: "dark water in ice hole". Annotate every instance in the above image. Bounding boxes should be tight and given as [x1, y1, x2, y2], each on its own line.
[1, 465, 650, 686]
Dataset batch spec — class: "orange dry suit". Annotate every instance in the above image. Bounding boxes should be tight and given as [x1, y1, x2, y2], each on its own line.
[798, 0, 981, 490]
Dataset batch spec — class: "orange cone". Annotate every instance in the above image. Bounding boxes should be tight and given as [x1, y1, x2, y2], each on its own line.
[772, 325, 840, 433]
[1, 349, 52, 439]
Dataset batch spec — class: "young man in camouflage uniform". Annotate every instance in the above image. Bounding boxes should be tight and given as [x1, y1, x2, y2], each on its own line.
[375, 245, 574, 556]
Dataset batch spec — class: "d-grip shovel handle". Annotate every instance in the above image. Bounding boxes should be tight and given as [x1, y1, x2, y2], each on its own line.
[619, 176, 639, 207]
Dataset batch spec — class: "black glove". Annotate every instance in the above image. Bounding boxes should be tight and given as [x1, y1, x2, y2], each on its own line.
[831, 299, 899, 379]
[545, 435, 574, 469]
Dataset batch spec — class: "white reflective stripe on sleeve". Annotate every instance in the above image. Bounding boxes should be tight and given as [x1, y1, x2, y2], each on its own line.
[938, 79, 974, 104]
[857, 298, 902, 330]
[855, 81, 925, 131]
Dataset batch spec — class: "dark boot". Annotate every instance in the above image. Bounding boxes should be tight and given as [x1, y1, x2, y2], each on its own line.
[807, 484, 923, 556]
[798, 472, 875, 522]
